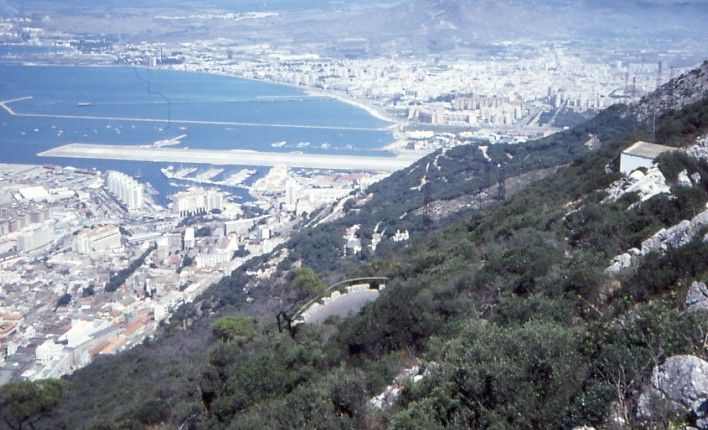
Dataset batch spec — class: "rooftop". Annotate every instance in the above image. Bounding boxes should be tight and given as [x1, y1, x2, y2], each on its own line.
[18, 186, 49, 201]
[622, 141, 676, 159]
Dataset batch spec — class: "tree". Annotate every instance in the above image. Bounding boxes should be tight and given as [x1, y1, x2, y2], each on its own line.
[81, 284, 95, 297]
[291, 267, 327, 299]
[0, 379, 67, 430]
[177, 255, 194, 274]
[132, 399, 170, 426]
[211, 316, 256, 344]
[54, 293, 71, 311]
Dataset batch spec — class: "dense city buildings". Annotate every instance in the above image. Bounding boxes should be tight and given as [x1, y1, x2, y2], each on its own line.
[0, 3, 703, 389]
[0, 158, 390, 383]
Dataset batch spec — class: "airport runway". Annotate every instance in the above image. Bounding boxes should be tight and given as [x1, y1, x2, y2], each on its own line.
[38, 143, 418, 172]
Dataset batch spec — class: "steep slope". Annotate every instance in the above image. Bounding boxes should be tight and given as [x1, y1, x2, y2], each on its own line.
[628, 60, 708, 122]
[190, 74, 708, 429]
[279, 62, 708, 274]
[23, 63, 708, 429]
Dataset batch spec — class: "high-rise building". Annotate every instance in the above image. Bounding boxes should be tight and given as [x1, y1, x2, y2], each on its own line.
[17, 225, 55, 253]
[73, 225, 122, 254]
[284, 178, 299, 210]
[206, 190, 224, 213]
[183, 227, 195, 249]
[106, 171, 144, 211]
[172, 188, 224, 216]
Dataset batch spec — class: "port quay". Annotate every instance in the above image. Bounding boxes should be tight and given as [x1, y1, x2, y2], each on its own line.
[38, 143, 418, 172]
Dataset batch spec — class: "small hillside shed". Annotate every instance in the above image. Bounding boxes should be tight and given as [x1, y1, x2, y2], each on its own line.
[620, 141, 675, 174]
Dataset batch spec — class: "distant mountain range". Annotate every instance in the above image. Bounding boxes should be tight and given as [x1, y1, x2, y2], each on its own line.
[308, 0, 708, 52]
[5, 0, 707, 55]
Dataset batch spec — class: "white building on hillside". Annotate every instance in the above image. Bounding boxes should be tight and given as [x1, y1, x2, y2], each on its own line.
[620, 141, 675, 175]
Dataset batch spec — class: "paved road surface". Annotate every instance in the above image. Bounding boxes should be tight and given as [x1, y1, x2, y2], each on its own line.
[304, 289, 380, 324]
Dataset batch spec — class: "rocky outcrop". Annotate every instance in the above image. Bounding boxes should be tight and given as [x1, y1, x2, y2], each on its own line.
[686, 281, 708, 312]
[641, 207, 708, 255]
[370, 365, 423, 409]
[637, 355, 708, 427]
[606, 206, 708, 274]
[627, 61, 708, 123]
[604, 166, 670, 204]
[606, 247, 641, 275]
[686, 134, 708, 161]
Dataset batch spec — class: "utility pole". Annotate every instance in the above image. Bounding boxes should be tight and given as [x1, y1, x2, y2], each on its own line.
[650, 61, 662, 142]
[422, 177, 433, 232]
[496, 164, 506, 202]
[668, 65, 676, 107]
[625, 60, 631, 95]
[483, 161, 492, 190]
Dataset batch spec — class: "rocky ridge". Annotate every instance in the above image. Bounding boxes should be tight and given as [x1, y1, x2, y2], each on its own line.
[627, 61, 708, 123]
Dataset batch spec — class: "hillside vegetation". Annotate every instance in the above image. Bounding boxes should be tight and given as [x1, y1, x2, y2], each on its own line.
[3, 65, 708, 430]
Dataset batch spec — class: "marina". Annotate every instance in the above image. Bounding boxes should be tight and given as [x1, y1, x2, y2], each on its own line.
[161, 166, 256, 188]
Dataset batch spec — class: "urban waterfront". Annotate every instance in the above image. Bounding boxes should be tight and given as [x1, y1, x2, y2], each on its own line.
[0, 65, 395, 203]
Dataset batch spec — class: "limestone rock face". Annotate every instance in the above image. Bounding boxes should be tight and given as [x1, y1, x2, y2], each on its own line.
[686, 281, 708, 312]
[369, 365, 422, 409]
[691, 172, 703, 186]
[604, 166, 670, 203]
[679, 169, 693, 187]
[626, 62, 708, 122]
[641, 209, 708, 255]
[638, 355, 708, 425]
[605, 252, 634, 275]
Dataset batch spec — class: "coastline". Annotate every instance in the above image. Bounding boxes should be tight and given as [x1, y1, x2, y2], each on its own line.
[15, 60, 399, 123]
[158, 63, 399, 125]
[302, 87, 397, 124]
[11, 60, 404, 147]
[172, 65, 399, 125]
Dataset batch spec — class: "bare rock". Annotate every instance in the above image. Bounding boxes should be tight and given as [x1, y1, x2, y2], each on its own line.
[679, 169, 693, 187]
[638, 355, 708, 421]
[686, 281, 708, 312]
[369, 364, 423, 409]
[692, 172, 703, 186]
[606, 252, 633, 275]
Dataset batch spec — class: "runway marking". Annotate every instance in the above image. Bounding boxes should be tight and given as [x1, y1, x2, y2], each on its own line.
[0, 96, 388, 132]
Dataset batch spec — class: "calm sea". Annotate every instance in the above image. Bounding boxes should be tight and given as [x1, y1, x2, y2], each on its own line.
[0, 65, 393, 204]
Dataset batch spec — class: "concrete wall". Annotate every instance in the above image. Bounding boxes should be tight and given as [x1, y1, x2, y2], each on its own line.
[620, 153, 654, 175]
